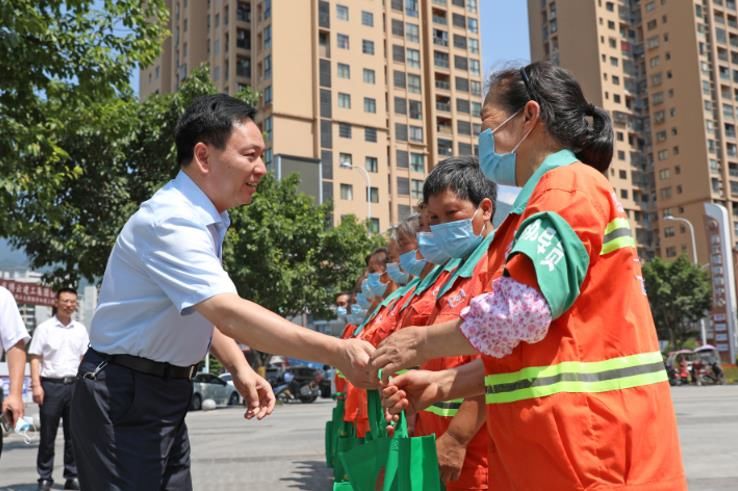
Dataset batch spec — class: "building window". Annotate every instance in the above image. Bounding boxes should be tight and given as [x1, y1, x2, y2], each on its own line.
[339, 152, 352, 166]
[394, 70, 406, 88]
[338, 63, 350, 79]
[397, 177, 409, 195]
[396, 123, 408, 141]
[368, 218, 380, 233]
[337, 33, 349, 49]
[365, 127, 377, 142]
[263, 55, 271, 79]
[457, 120, 471, 135]
[392, 19, 404, 37]
[365, 156, 378, 173]
[409, 126, 423, 142]
[396, 150, 409, 168]
[452, 13, 466, 28]
[338, 93, 351, 108]
[408, 74, 421, 93]
[410, 153, 424, 172]
[393, 45, 405, 63]
[469, 38, 479, 54]
[406, 23, 420, 43]
[362, 69, 376, 85]
[470, 59, 480, 75]
[263, 85, 272, 104]
[362, 39, 375, 55]
[454, 55, 468, 71]
[456, 98, 470, 113]
[364, 97, 377, 113]
[467, 18, 478, 33]
[407, 48, 421, 68]
[410, 179, 423, 200]
[409, 100, 422, 119]
[263, 25, 271, 50]
[405, 0, 418, 17]
[340, 183, 353, 200]
[361, 10, 373, 26]
[367, 187, 379, 203]
[336, 4, 349, 21]
[339, 123, 352, 138]
[394, 97, 407, 115]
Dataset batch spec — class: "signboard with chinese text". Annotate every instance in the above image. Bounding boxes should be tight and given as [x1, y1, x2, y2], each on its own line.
[0, 279, 55, 307]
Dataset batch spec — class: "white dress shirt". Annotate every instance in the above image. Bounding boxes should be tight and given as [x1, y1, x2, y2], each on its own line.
[0, 286, 30, 355]
[28, 316, 89, 378]
[89, 171, 237, 366]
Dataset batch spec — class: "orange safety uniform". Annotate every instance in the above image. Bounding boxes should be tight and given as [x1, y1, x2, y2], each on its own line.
[477, 149, 685, 490]
[345, 282, 418, 437]
[414, 235, 494, 491]
[397, 261, 458, 329]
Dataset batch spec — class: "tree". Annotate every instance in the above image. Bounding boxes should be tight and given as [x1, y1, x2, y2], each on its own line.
[642, 255, 712, 349]
[223, 173, 382, 366]
[1, 0, 169, 240]
[3, 65, 258, 287]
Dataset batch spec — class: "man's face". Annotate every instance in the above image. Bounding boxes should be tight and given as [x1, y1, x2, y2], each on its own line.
[335, 294, 350, 308]
[196, 120, 267, 212]
[426, 189, 491, 236]
[367, 253, 386, 274]
[56, 292, 77, 317]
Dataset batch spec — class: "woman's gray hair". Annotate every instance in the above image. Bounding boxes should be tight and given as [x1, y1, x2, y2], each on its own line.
[392, 214, 421, 242]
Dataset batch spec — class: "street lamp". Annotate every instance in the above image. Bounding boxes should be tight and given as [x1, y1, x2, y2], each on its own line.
[664, 214, 707, 345]
[340, 162, 371, 223]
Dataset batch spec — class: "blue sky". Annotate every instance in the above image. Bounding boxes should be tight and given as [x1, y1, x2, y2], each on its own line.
[129, 2, 530, 94]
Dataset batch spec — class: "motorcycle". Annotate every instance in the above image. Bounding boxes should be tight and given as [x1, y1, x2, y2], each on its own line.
[272, 367, 321, 404]
[694, 345, 726, 385]
[665, 349, 694, 386]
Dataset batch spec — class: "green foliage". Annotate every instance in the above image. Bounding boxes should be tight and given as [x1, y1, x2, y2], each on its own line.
[223, 173, 382, 320]
[642, 255, 712, 350]
[0, 0, 169, 240]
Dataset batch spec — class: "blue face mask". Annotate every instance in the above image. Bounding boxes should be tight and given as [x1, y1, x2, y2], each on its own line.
[430, 210, 486, 259]
[367, 272, 388, 297]
[356, 292, 371, 309]
[478, 109, 532, 186]
[417, 231, 451, 265]
[336, 306, 348, 318]
[348, 304, 366, 324]
[399, 249, 427, 277]
[361, 279, 372, 298]
[386, 262, 410, 285]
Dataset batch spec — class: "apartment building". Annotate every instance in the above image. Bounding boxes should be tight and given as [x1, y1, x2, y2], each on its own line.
[140, 0, 483, 232]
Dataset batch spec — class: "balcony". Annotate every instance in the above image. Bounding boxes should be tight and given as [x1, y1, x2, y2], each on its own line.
[436, 101, 451, 112]
[435, 78, 451, 90]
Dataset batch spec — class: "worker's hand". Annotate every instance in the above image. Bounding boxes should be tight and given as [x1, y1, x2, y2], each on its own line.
[370, 326, 427, 383]
[32, 385, 44, 406]
[232, 368, 275, 420]
[337, 338, 376, 389]
[2, 393, 25, 427]
[380, 369, 444, 417]
[436, 432, 467, 484]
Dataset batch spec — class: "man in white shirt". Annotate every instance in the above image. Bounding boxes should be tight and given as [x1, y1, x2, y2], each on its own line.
[0, 285, 30, 459]
[70, 94, 374, 490]
[29, 288, 88, 491]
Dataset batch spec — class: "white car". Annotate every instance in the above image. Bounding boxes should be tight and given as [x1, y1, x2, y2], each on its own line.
[218, 373, 244, 405]
[190, 373, 241, 410]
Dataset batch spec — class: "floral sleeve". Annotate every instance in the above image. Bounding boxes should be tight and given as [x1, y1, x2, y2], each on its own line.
[459, 276, 552, 358]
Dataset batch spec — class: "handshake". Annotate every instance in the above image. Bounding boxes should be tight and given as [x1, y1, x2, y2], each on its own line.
[337, 327, 445, 417]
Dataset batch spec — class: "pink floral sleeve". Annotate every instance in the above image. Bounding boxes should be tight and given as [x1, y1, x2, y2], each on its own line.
[459, 276, 552, 358]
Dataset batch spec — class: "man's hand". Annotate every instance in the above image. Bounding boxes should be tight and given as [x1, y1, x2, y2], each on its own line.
[336, 338, 375, 389]
[370, 326, 427, 383]
[32, 385, 44, 406]
[1, 393, 25, 427]
[436, 432, 467, 484]
[380, 369, 444, 417]
[231, 369, 276, 420]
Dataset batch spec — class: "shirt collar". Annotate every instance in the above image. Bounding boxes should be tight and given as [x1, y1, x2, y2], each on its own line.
[173, 171, 231, 230]
[53, 316, 75, 329]
[510, 149, 577, 214]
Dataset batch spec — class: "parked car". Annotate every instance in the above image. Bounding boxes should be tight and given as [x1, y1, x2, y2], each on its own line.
[190, 373, 241, 411]
[266, 358, 332, 398]
[218, 373, 244, 404]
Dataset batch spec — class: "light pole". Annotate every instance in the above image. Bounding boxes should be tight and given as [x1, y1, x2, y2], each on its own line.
[340, 162, 371, 224]
[664, 215, 707, 345]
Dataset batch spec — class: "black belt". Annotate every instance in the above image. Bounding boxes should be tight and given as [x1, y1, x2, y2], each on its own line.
[90, 349, 197, 380]
[42, 376, 77, 384]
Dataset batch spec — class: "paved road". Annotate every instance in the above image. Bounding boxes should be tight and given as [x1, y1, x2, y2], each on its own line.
[0, 386, 736, 490]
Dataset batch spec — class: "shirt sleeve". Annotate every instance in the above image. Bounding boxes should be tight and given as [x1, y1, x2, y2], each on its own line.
[0, 288, 30, 353]
[27, 323, 45, 356]
[141, 216, 237, 314]
[459, 276, 552, 358]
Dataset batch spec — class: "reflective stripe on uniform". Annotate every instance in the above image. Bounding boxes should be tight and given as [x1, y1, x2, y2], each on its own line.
[336, 370, 345, 379]
[601, 217, 636, 255]
[422, 398, 464, 417]
[484, 351, 667, 404]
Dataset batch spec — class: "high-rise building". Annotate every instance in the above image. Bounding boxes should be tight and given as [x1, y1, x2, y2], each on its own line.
[529, 0, 738, 266]
[140, 0, 484, 231]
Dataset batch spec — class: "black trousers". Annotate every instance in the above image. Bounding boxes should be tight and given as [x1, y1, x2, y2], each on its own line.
[70, 350, 194, 491]
[38, 379, 77, 481]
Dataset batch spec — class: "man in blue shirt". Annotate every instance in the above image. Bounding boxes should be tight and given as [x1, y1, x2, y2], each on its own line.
[70, 94, 374, 490]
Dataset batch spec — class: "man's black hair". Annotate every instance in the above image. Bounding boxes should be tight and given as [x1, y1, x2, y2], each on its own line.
[175, 94, 257, 166]
[422, 156, 497, 208]
[56, 287, 77, 299]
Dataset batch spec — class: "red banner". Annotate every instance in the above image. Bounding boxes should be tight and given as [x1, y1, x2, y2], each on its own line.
[0, 279, 56, 307]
